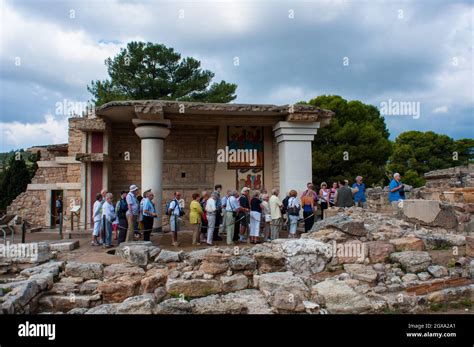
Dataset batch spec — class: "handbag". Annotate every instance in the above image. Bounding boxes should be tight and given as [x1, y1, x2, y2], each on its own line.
[264, 214, 272, 222]
[287, 198, 300, 216]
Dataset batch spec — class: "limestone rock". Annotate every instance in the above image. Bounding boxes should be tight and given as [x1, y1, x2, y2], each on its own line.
[221, 289, 274, 314]
[155, 298, 193, 314]
[166, 278, 221, 297]
[389, 237, 425, 251]
[48, 240, 79, 252]
[366, 241, 395, 263]
[200, 253, 231, 275]
[79, 280, 102, 295]
[116, 294, 157, 314]
[402, 200, 458, 229]
[220, 274, 249, 293]
[229, 256, 257, 271]
[254, 252, 286, 274]
[86, 303, 118, 314]
[310, 215, 367, 237]
[311, 278, 372, 314]
[38, 294, 101, 313]
[156, 249, 184, 264]
[103, 263, 145, 279]
[401, 274, 419, 283]
[273, 239, 331, 275]
[185, 248, 217, 265]
[20, 261, 63, 278]
[389, 251, 432, 273]
[65, 262, 103, 280]
[257, 272, 309, 312]
[427, 265, 448, 278]
[343, 264, 378, 284]
[97, 276, 141, 303]
[190, 295, 247, 314]
[67, 307, 88, 314]
[116, 241, 160, 266]
[466, 236, 474, 257]
[417, 272, 431, 281]
[140, 268, 167, 294]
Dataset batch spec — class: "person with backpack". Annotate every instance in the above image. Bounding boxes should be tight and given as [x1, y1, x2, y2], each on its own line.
[115, 191, 128, 244]
[167, 191, 184, 247]
[287, 190, 300, 238]
[142, 191, 158, 241]
[281, 190, 291, 231]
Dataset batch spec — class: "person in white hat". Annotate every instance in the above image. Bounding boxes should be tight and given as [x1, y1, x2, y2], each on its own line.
[126, 184, 140, 242]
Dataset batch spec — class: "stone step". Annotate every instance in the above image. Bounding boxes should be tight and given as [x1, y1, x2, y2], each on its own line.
[48, 240, 80, 251]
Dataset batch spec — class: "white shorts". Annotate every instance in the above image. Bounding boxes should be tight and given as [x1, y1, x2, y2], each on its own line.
[93, 220, 101, 236]
[249, 211, 261, 237]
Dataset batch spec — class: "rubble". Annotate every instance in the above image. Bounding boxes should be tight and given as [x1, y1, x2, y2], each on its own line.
[1, 178, 473, 314]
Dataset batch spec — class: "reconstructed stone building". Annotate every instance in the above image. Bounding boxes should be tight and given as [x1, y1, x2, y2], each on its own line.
[8, 100, 334, 230]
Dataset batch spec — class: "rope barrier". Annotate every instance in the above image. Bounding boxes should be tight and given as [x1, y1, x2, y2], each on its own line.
[29, 210, 317, 233]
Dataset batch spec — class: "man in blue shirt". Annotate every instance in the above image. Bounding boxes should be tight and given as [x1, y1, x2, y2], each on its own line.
[352, 176, 366, 208]
[389, 173, 405, 203]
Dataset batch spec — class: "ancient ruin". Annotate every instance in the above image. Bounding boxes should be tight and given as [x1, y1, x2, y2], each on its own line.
[1, 164, 473, 314]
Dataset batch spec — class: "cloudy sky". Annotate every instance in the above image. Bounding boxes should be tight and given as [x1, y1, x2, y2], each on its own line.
[0, 0, 472, 151]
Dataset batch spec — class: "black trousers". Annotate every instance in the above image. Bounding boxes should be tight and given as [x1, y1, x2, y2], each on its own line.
[117, 217, 128, 244]
[320, 201, 328, 220]
[213, 211, 222, 239]
[201, 218, 208, 235]
[142, 215, 154, 241]
[233, 214, 241, 241]
[303, 211, 315, 232]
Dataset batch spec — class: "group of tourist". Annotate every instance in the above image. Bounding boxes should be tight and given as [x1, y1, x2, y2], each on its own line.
[89, 173, 405, 248]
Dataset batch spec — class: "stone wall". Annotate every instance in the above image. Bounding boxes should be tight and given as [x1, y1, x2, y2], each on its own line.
[108, 122, 142, 194]
[68, 118, 84, 156]
[6, 191, 46, 227]
[31, 167, 67, 184]
[424, 165, 473, 189]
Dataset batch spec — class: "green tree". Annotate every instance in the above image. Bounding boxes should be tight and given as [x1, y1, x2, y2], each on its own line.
[307, 95, 392, 187]
[28, 150, 41, 179]
[387, 131, 473, 187]
[0, 154, 32, 210]
[88, 41, 237, 106]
